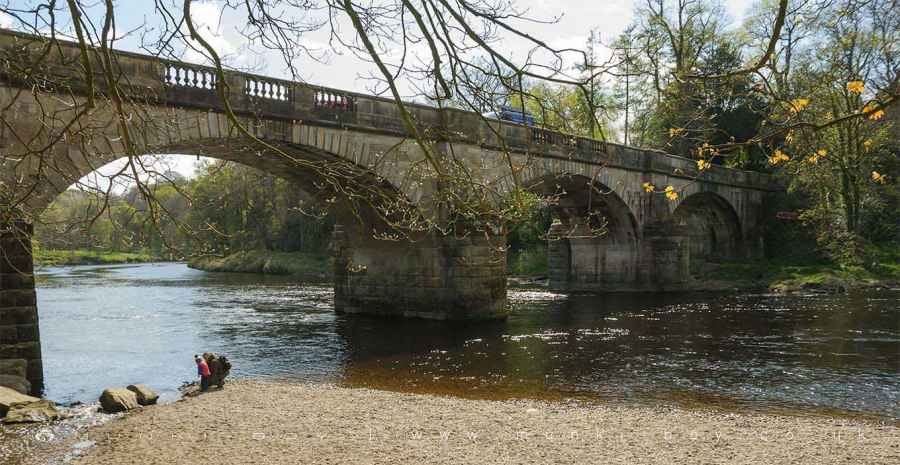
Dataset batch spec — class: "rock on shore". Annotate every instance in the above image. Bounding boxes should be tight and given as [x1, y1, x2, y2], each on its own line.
[3, 399, 65, 423]
[99, 388, 139, 413]
[126, 384, 159, 406]
[0, 386, 37, 416]
[23, 381, 899, 465]
[0, 386, 65, 424]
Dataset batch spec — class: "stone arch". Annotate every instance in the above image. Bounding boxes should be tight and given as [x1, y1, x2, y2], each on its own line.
[671, 191, 744, 273]
[18, 137, 411, 238]
[525, 173, 640, 290]
[0, 88, 425, 232]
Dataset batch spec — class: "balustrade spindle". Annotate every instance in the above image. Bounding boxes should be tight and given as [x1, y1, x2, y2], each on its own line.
[312, 88, 355, 111]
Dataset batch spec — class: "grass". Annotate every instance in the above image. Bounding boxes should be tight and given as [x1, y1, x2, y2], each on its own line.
[706, 243, 900, 291]
[34, 248, 157, 267]
[187, 250, 331, 278]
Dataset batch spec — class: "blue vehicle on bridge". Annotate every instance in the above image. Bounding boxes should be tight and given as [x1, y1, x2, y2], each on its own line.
[483, 105, 537, 126]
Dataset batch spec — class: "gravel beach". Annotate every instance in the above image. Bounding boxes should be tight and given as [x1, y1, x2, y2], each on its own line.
[23, 380, 900, 465]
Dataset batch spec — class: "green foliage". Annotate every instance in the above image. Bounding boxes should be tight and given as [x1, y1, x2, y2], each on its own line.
[35, 160, 335, 260]
[505, 197, 552, 254]
[761, 193, 820, 263]
[511, 82, 617, 140]
[619, 0, 898, 267]
[507, 247, 548, 276]
[187, 250, 330, 277]
[33, 248, 154, 267]
[709, 242, 900, 291]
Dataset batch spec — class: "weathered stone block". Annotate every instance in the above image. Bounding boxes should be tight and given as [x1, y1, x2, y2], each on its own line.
[0, 273, 34, 290]
[0, 256, 32, 274]
[0, 307, 37, 325]
[0, 342, 41, 360]
[0, 374, 30, 395]
[0, 359, 26, 377]
[16, 324, 39, 343]
[0, 238, 31, 257]
[26, 358, 43, 387]
[0, 326, 18, 344]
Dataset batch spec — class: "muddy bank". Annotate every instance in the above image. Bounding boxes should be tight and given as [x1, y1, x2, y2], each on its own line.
[21, 380, 900, 465]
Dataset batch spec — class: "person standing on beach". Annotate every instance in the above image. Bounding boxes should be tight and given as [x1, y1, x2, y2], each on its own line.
[195, 355, 211, 392]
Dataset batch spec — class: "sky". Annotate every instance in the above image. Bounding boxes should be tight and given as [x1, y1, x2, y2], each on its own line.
[2, 0, 756, 185]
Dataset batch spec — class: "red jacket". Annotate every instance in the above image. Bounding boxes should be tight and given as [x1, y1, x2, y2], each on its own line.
[197, 360, 211, 377]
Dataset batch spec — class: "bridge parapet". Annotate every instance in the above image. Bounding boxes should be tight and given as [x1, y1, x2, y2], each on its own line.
[0, 27, 774, 192]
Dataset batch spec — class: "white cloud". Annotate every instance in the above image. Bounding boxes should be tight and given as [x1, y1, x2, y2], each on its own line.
[182, 1, 241, 66]
[0, 11, 14, 29]
[73, 155, 207, 194]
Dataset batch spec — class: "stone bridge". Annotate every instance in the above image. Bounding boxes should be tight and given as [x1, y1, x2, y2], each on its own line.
[0, 29, 776, 395]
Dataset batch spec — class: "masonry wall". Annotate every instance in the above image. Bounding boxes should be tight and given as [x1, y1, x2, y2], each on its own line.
[0, 220, 42, 396]
[333, 226, 508, 320]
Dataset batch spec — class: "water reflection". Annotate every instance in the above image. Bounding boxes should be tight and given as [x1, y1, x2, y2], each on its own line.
[31, 263, 900, 420]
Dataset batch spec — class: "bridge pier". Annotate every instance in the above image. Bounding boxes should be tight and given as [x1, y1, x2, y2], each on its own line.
[637, 220, 691, 289]
[547, 219, 692, 292]
[546, 220, 571, 290]
[0, 219, 43, 396]
[333, 225, 508, 320]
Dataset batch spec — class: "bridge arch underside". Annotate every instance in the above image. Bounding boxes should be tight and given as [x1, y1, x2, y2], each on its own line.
[16, 138, 402, 237]
[528, 174, 639, 291]
[672, 192, 744, 274]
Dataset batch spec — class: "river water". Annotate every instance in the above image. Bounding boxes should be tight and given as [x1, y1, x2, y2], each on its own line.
[23, 262, 897, 420]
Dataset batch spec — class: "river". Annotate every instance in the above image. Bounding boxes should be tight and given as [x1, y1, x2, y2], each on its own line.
[25, 261, 898, 420]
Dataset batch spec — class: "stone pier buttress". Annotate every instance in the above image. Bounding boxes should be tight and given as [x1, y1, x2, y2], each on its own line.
[0, 220, 43, 396]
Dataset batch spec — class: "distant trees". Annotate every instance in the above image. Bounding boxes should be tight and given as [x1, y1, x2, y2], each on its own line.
[35, 161, 335, 259]
[754, 0, 900, 262]
[597, 0, 898, 264]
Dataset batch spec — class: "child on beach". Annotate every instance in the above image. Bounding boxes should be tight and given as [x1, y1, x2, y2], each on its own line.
[195, 354, 211, 392]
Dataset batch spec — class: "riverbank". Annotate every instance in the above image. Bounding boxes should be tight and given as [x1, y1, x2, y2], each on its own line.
[509, 245, 900, 293]
[187, 250, 331, 280]
[21, 380, 899, 465]
[33, 249, 158, 268]
[701, 253, 900, 293]
[186, 246, 900, 293]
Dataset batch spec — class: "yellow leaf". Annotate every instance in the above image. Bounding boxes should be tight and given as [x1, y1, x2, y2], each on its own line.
[768, 149, 790, 165]
[872, 171, 887, 184]
[697, 159, 711, 171]
[869, 109, 885, 121]
[642, 182, 655, 193]
[786, 98, 809, 114]
[806, 149, 826, 164]
[785, 130, 794, 144]
[664, 185, 678, 201]
[669, 127, 684, 138]
[863, 139, 872, 151]
[846, 81, 865, 93]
